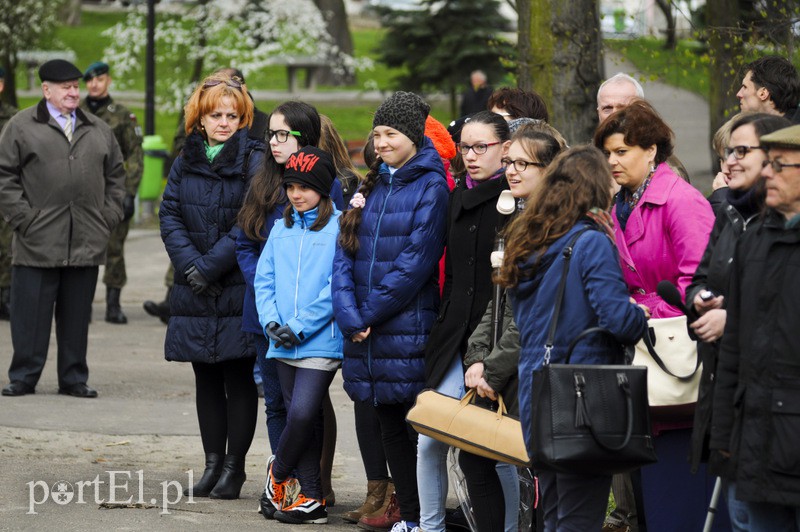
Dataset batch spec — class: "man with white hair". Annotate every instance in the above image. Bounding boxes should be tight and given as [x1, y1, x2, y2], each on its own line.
[597, 72, 644, 122]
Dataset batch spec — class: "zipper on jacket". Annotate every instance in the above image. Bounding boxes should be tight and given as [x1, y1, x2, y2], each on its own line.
[293, 218, 308, 359]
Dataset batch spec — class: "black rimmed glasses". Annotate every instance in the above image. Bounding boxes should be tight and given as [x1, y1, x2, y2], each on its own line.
[267, 129, 302, 143]
[202, 76, 243, 90]
[501, 157, 545, 172]
[724, 145, 765, 160]
[459, 141, 500, 156]
[762, 158, 800, 173]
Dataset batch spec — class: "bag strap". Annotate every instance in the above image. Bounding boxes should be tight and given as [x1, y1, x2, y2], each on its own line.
[574, 368, 635, 451]
[543, 227, 592, 364]
[641, 327, 701, 381]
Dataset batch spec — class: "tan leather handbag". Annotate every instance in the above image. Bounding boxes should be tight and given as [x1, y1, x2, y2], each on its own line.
[406, 388, 531, 467]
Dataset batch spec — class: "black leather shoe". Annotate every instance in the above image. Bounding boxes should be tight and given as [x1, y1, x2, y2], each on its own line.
[2, 381, 35, 396]
[58, 383, 98, 398]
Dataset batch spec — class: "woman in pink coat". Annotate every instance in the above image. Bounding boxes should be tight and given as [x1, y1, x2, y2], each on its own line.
[594, 99, 723, 531]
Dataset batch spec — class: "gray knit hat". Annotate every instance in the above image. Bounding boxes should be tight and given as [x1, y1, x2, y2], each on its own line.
[373, 91, 430, 147]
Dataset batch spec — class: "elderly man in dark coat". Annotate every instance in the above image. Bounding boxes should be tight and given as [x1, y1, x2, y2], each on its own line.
[0, 59, 125, 398]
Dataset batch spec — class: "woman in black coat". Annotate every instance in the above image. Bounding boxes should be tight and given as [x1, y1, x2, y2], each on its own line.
[686, 112, 789, 527]
[160, 73, 264, 500]
[418, 111, 512, 532]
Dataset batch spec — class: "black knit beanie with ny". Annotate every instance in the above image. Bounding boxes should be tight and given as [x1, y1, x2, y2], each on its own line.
[372, 91, 431, 147]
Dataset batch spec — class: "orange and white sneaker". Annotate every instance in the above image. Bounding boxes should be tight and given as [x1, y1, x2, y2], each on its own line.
[274, 494, 328, 524]
[263, 455, 300, 516]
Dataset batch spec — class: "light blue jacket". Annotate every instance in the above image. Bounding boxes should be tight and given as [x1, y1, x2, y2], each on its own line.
[254, 205, 343, 360]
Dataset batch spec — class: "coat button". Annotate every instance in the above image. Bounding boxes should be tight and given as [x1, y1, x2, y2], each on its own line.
[468, 257, 475, 265]
[637, 288, 646, 295]
[777, 401, 784, 408]
[469, 224, 477, 232]
[466, 287, 474, 296]
[69, 155, 75, 160]
[62, 260, 68, 265]
[627, 265, 635, 271]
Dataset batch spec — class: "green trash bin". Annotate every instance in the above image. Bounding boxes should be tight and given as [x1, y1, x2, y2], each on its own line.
[140, 135, 169, 201]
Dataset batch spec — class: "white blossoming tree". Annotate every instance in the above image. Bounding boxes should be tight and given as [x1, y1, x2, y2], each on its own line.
[0, 0, 63, 106]
[103, 0, 355, 113]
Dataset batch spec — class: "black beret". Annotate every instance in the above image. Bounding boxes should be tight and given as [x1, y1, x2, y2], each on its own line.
[39, 59, 83, 83]
[83, 61, 110, 81]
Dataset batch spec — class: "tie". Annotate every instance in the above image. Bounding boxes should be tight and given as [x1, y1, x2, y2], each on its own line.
[61, 113, 73, 142]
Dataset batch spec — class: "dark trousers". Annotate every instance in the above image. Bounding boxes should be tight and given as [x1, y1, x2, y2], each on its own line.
[459, 451, 505, 531]
[8, 266, 98, 388]
[254, 334, 287, 453]
[375, 401, 420, 522]
[272, 361, 336, 500]
[191, 358, 258, 458]
[354, 399, 390, 480]
[538, 470, 612, 532]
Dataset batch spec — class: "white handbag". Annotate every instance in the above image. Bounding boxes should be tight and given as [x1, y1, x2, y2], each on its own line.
[633, 316, 702, 419]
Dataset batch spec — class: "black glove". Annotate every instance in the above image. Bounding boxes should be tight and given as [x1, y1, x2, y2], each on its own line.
[274, 324, 302, 349]
[185, 265, 210, 295]
[123, 194, 136, 221]
[206, 282, 223, 298]
[265, 322, 281, 344]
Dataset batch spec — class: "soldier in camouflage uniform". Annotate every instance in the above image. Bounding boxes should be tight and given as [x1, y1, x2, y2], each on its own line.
[80, 62, 143, 324]
[0, 67, 18, 320]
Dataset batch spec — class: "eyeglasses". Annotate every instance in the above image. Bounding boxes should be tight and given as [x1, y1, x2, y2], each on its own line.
[267, 129, 302, 143]
[202, 76, 243, 90]
[459, 141, 500, 156]
[762, 158, 800, 173]
[501, 157, 545, 172]
[724, 145, 765, 160]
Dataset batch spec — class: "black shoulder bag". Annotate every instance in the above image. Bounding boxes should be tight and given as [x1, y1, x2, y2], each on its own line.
[529, 229, 657, 475]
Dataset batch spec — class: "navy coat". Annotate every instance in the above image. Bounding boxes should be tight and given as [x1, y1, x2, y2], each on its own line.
[160, 128, 265, 363]
[333, 137, 449, 404]
[510, 221, 647, 453]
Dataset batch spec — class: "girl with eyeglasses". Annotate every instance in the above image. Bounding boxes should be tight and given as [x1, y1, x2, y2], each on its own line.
[686, 113, 790, 529]
[160, 72, 260, 500]
[418, 110, 517, 532]
[236, 100, 345, 517]
[334, 92, 449, 532]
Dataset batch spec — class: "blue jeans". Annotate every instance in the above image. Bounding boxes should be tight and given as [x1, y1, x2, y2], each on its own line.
[496, 462, 520, 532]
[728, 482, 800, 531]
[538, 470, 612, 532]
[271, 361, 336, 500]
[254, 334, 287, 453]
[725, 481, 750, 531]
[417, 354, 465, 532]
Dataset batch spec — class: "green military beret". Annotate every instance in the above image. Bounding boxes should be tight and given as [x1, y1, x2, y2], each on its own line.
[83, 61, 110, 81]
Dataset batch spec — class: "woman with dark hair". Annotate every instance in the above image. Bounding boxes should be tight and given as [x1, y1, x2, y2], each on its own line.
[487, 87, 549, 123]
[593, 99, 718, 530]
[319, 114, 361, 205]
[236, 100, 344, 516]
[418, 110, 511, 532]
[686, 113, 790, 529]
[160, 72, 260, 500]
[498, 145, 648, 531]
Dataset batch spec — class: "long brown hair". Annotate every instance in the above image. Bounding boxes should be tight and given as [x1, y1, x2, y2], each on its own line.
[320, 114, 362, 182]
[496, 145, 614, 288]
[282, 196, 334, 232]
[338, 155, 382, 254]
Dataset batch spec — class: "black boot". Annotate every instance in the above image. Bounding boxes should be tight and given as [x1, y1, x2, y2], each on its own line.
[105, 287, 128, 324]
[143, 287, 171, 325]
[209, 455, 246, 500]
[0, 287, 9, 321]
[183, 452, 223, 497]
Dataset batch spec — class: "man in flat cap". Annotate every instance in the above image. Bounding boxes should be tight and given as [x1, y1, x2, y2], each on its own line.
[710, 123, 800, 527]
[0, 59, 125, 398]
[81, 61, 143, 324]
[0, 67, 18, 321]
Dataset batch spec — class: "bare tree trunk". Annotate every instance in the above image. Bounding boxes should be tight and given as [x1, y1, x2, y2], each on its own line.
[516, 0, 532, 91]
[312, 0, 355, 86]
[59, 0, 82, 26]
[528, 0, 604, 144]
[190, 0, 210, 84]
[654, 0, 676, 50]
[2, 53, 17, 108]
[707, 0, 742, 169]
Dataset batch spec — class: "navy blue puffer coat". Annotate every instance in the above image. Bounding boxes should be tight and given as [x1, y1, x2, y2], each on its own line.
[160, 128, 265, 363]
[333, 137, 449, 404]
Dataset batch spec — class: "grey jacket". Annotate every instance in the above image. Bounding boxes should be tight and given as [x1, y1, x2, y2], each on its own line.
[0, 99, 125, 267]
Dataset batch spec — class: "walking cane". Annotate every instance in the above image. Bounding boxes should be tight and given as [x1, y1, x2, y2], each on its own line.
[702, 477, 722, 532]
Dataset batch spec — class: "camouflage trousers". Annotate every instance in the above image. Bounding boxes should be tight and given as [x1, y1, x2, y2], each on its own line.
[0, 220, 11, 288]
[103, 219, 131, 288]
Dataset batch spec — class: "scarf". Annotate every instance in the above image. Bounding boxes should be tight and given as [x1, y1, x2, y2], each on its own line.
[726, 186, 762, 220]
[465, 167, 505, 190]
[615, 167, 655, 231]
[204, 141, 225, 162]
[586, 208, 616, 244]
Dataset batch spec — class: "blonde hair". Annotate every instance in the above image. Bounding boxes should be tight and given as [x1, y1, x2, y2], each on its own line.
[184, 72, 253, 137]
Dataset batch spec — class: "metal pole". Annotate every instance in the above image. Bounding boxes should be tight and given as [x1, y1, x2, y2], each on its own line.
[703, 477, 723, 532]
[144, 0, 156, 136]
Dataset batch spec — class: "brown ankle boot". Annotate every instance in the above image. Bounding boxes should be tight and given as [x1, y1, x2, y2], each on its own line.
[342, 479, 390, 523]
[357, 485, 399, 531]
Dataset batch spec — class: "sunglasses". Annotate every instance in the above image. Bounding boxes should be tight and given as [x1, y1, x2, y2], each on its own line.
[202, 76, 243, 90]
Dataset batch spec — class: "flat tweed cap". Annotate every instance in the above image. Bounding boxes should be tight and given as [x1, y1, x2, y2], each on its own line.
[761, 124, 800, 149]
[373, 91, 430, 147]
[39, 59, 82, 83]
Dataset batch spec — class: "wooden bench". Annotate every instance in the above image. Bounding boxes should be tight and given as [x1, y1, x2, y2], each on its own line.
[18, 50, 79, 89]
[263, 55, 328, 93]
